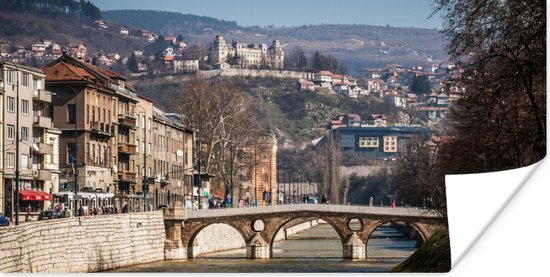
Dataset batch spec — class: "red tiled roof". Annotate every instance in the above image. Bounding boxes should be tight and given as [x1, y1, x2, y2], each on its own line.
[316, 70, 333, 76]
[42, 62, 95, 81]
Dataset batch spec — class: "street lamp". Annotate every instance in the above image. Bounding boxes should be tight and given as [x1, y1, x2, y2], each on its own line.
[254, 148, 258, 206]
[60, 86, 79, 217]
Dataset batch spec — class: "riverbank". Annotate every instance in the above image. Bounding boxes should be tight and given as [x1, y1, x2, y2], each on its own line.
[391, 230, 451, 272]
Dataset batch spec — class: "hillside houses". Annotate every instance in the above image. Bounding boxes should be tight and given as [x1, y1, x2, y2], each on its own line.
[299, 70, 365, 97]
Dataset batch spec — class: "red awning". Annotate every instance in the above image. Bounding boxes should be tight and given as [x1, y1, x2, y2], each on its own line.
[19, 190, 52, 201]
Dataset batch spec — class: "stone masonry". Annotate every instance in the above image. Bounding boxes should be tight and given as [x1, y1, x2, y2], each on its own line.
[0, 211, 165, 273]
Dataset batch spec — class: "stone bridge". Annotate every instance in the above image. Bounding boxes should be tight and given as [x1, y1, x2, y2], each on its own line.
[163, 204, 447, 260]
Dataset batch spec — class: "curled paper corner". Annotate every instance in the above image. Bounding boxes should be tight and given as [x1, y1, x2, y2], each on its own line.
[446, 157, 546, 269]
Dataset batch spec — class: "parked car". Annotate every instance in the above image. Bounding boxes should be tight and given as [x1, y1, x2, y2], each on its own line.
[38, 210, 59, 220]
[0, 213, 9, 226]
[307, 197, 319, 204]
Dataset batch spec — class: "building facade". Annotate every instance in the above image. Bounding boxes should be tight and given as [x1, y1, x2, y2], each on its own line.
[151, 108, 193, 209]
[183, 35, 284, 70]
[1, 61, 58, 222]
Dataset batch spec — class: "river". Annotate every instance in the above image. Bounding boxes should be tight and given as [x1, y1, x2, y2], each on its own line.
[109, 222, 417, 273]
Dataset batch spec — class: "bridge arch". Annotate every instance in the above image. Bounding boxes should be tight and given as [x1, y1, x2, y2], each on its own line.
[182, 221, 251, 258]
[364, 219, 427, 248]
[267, 216, 346, 256]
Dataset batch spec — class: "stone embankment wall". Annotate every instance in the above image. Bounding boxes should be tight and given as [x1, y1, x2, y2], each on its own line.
[218, 68, 314, 80]
[191, 220, 320, 256]
[0, 212, 165, 273]
[136, 68, 314, 86]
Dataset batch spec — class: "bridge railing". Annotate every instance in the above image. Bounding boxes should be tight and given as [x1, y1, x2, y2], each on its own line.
[185, 204, 442, 219]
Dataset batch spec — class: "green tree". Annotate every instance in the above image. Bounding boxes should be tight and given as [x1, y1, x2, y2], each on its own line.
[311, 51, 323, 71]
[410, 75, 431, 94]
[127, 53, 139, 73]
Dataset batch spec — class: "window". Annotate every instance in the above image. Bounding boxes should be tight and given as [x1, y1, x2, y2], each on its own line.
[21, 73, 29, 87]
[33, 78, 41, 91]
[136, 139, 140, 153]
[7, 125, 14, 140]
[21, 155, 29, 169]
[7, 96, 15, 112]
[359, 137, 379, 148]
[7, 153, 15, 168]
[21, 127, 29, 142]
[6, 70, 15, 84]
[67, 104, 76, 123]
[21, 99, 29, 115]
[148, 143, 151, 156]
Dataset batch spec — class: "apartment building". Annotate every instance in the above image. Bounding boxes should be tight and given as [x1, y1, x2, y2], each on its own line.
[44, 54, 137, 211]
[151, 107, 193, 209]
[1, 61, 58, 222]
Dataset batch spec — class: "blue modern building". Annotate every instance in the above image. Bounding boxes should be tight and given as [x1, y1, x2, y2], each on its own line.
[319, 126, 433, 160]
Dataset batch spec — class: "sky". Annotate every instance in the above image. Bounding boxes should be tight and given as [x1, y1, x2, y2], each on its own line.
[89, 0, 443, 29]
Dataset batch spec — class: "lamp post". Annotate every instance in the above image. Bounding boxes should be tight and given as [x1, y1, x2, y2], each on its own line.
[254, 148, 258, 206]
[229, 146, 234, 208]
[12, 65, 21, 225]
[60, 86, 79, 217]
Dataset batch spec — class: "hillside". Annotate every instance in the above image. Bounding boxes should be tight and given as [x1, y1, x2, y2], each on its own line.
[100, 10, 447, 72]
[131, 76, 406, 146]
[0, 9, 146, 55]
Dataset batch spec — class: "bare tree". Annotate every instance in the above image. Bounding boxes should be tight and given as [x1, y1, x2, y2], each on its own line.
[434, 0, 546, 173]
[391, 137, 447, 216]
[176, 78, 263, 192]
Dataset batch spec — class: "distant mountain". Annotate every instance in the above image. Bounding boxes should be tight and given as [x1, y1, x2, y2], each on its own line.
[102, 9, 243, 35]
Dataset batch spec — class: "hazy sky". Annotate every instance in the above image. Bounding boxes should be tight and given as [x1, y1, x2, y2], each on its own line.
[89, 0, 443, 29]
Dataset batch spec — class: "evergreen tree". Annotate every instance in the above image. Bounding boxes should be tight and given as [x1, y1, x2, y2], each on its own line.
[410, 75, 431, 94]
[127, 53, 139, 73]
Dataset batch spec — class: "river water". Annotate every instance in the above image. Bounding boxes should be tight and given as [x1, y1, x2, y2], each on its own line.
[109, 223, 417, 273]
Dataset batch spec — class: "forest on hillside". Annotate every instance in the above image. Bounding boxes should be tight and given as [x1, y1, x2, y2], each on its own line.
[0, 0, 101, 20]
[102, 10, 243, 35]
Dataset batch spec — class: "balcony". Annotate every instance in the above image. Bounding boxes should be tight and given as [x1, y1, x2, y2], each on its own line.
[32, 89, 52, 102]
[33, 116, 52, 129]
[118, 171, 137, 183]
[33, 169, 52, 181]
[86, 155, 110, 168]
[32, 142, 54, 155]
[118, 143, 137, 155]
[118, 114, 137, 129]
[91, 122, 114, 137]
